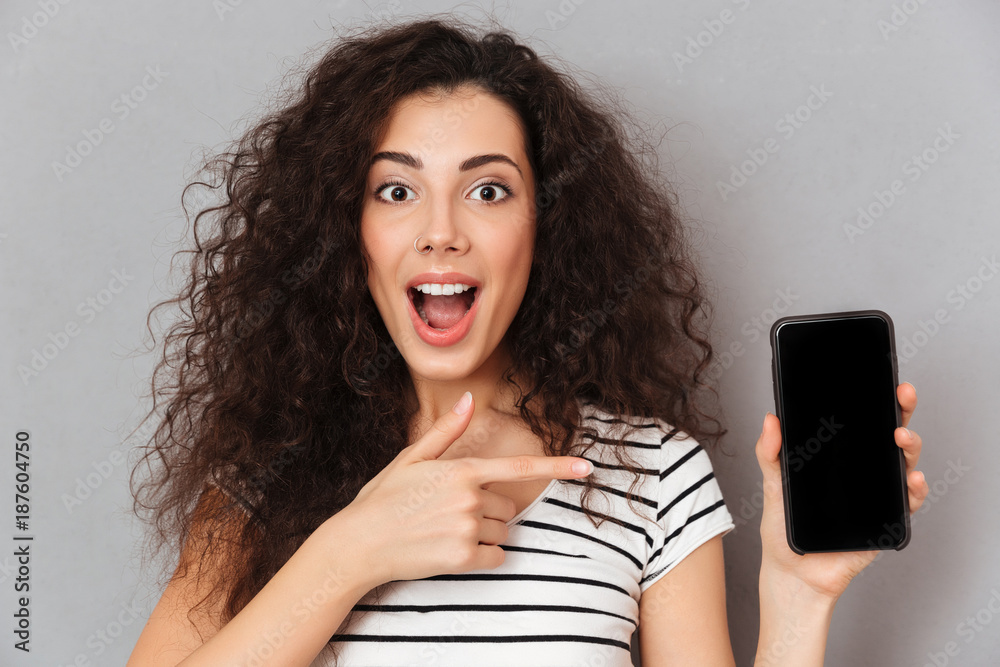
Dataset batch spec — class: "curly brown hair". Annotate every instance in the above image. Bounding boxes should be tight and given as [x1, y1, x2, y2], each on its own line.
[129, 12, 729, 651]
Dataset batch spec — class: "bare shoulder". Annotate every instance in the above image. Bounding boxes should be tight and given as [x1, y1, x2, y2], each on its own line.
[127, 486, 247, 666]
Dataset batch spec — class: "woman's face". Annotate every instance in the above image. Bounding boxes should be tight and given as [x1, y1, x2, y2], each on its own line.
[360, 86, 536, 384]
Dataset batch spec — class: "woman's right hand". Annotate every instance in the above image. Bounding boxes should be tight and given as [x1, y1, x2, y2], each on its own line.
[338, 391, 594, 586]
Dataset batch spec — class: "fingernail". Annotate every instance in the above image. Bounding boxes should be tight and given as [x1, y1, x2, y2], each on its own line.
[903, 427, 913, 440]
[904, 381, 916, 393]
[452, 391, 472, 415]
[572, 460, 594, 476]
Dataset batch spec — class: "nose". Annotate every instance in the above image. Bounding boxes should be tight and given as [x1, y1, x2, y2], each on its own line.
[415, 193, 469, 255]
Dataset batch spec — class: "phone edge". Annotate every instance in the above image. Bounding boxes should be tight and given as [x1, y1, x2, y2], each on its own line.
[768, 309, 912, 554]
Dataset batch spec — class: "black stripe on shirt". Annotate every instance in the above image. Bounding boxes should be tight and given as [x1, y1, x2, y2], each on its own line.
[560, 478, 657, 509]
[416, 573, 632, 597]
[349, 602, 637, 627]
[583, 415, 661, 430]
[660, 442, 702, 480]
[543, 497, 654, 546]
[500, 544, 591, 559]
[328, 632, 632, 651]
[644, 498, 728, 572]
[657, 472, 716, 522]
[579, 457, 658, 475]
[579, 433, 662, 450]
[518, 520, 644, 570]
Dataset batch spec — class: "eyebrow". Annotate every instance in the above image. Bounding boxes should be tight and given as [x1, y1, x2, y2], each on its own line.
[371, 151, 523, 178]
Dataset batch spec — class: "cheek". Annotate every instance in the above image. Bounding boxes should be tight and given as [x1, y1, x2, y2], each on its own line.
[360, 221, 387, 279]
[495, 248, 534, 310]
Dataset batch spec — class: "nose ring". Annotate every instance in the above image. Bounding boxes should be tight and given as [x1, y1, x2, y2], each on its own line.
[414, 235, 431, 254]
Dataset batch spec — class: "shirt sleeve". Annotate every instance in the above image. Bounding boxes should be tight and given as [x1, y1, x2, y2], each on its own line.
[639, 427, 735, 593]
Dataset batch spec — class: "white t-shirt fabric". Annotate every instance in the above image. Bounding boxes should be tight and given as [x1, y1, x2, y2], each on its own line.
[301, 399, 736, 666]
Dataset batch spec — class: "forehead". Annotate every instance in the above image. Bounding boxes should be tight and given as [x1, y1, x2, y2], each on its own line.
[374, 87, 529, 163]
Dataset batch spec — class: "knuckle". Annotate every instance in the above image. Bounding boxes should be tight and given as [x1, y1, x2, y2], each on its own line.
[458, 490, 483, 513]
[458, 516, 479, 538]
[510, 455, 533, 478]
[454, 458, 477, 478]
[451, 544, 478, 569]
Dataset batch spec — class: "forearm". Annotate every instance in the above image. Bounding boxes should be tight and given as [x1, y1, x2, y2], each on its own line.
[753, 566, 838, 667]
[177, 509, 377, 667]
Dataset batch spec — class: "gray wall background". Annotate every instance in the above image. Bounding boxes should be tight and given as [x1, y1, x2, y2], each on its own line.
[2, 1, 997, 665]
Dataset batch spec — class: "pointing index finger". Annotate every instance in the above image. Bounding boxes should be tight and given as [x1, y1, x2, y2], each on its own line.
[478, 455, 594, 485]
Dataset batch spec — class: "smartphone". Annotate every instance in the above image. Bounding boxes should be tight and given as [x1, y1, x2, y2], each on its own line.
[769, 309, 910, 554]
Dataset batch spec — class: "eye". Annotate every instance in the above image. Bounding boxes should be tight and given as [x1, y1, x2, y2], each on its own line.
[374, 180, 417, 204]
[373, 179, 514, 205]
[469, 180, 513, 205]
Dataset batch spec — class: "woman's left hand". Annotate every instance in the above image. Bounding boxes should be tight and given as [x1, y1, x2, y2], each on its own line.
[754, 381, 929, 600]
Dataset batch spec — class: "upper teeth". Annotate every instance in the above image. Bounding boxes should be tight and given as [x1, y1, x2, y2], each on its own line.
[412, 283, 475, 295]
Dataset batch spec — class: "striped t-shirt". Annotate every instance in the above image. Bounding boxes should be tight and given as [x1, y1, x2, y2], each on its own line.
[308, 400, 735, 666]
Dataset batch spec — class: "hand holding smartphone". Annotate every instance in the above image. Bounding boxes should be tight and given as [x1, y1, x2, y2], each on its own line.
[769, 309, 911, 554]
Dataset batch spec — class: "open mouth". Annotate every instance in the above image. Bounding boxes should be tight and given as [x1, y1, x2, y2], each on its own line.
[408, 286, 478, 331]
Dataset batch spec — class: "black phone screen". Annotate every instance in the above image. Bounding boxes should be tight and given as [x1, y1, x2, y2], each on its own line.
[770, 311, 910, 553]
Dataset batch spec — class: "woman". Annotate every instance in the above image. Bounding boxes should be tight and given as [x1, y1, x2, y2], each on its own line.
[127, 15, 929, 667]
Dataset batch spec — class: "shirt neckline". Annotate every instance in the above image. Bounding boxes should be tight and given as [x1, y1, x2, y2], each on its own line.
[505, 476, 560, 527]
[504, 398, 591, 527]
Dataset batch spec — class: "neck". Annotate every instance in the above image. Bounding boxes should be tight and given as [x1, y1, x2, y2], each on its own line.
[405, 342, 519, 419]
[402, 339, 551, 454]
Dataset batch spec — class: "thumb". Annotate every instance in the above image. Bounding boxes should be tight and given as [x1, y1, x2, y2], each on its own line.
[755, 411, 783, 501]
[409, 391, 475, 462]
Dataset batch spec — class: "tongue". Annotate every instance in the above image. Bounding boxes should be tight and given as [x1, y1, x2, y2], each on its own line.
[423, 293, 473, 329]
